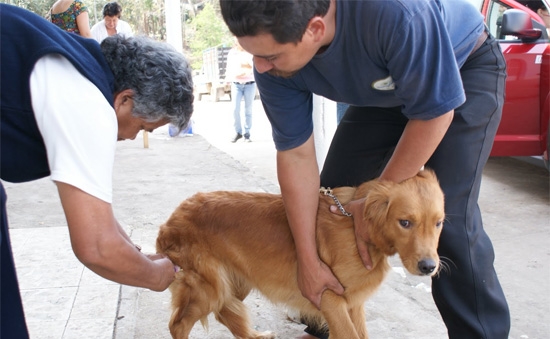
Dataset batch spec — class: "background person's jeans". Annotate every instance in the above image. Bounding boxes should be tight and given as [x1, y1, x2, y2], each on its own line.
[231, 82, 256, 137]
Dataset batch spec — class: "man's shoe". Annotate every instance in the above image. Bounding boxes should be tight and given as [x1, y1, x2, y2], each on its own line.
[231, 133, 242, 143]
[244, 136, 252, 143]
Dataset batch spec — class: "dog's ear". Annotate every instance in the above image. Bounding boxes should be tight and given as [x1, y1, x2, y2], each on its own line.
[417, 167, 437, 182]
[362, 182, 392, 228]
[362, 181, 398, 254]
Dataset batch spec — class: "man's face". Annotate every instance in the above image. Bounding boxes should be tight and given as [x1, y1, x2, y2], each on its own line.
[104, 15, 119, 30]
[238, 33, 318, 78]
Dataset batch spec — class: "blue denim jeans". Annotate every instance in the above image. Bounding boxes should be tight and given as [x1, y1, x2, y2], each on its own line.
[231, 82, 256, 137]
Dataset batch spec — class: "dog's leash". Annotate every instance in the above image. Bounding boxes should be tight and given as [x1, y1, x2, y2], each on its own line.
[319, 187, 353, 217]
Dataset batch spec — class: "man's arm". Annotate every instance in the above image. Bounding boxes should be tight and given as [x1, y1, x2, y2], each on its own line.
[277, 134, 344, 308]
[56, 181, 176, 292]
[340, 111, 454, 269]
[381, 111, 454, 182]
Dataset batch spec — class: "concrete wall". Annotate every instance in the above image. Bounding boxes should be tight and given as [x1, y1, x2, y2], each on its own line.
[312, 95, 337, 170]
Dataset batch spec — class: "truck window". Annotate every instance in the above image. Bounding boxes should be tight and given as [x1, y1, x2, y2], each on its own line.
[487, 0, 518, 39]
[491, 0, 550, 40]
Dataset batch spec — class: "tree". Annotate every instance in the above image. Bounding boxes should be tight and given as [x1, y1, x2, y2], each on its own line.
[186, 2, 232, 70]
[1, 0, 51, 16]
[1, 0, 233, 70]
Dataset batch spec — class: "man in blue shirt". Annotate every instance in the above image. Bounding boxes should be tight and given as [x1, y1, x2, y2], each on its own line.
[220, 0, 510, 338]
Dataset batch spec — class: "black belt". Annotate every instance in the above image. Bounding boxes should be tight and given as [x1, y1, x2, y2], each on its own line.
[234, 81, 255, 85]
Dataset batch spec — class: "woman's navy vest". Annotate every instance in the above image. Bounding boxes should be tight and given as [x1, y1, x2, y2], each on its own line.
[0, 4, 115, 183]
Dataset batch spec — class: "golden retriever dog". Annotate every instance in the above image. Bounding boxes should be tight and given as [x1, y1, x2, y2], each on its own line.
[156, 169, 445, 339]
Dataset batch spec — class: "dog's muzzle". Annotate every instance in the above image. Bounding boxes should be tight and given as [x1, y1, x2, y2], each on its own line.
[418, 258, 438, 275]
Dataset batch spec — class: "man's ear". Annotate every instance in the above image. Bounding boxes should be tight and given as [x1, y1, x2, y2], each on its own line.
[306, 16, 326, 43]
[113, 89, 134, 112]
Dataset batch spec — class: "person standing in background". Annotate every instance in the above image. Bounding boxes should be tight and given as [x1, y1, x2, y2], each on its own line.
[47, 0, 92, 38]
[91, 1, 133, 43]
[226, 40, 256, 143]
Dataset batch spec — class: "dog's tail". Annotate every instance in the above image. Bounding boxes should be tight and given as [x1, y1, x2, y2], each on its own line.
[156, 223, 167, 251]
[156, 222, 182, 258]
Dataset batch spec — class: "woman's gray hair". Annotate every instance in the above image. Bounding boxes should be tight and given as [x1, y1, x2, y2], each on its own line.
[101, 35, 194, 131]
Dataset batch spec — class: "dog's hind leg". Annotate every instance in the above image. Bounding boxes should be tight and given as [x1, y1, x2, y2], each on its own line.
[213, 273, 275, 338]
[214, 296, 275, 339]
[168, 275, 218, 339]
[168, 294, 209, 339]
[349, 305, 368, 339]
[320, 291, 360, 339]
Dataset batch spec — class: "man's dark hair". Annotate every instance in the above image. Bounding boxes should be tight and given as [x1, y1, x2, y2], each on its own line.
[220, 0, 330, 44]
[103, 2, 122, 18]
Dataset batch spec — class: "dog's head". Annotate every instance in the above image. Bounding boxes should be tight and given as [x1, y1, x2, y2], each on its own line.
[359, 169, 445, 276]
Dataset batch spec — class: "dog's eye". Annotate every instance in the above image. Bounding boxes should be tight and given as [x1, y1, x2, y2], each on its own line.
[399, 220, 411, 229]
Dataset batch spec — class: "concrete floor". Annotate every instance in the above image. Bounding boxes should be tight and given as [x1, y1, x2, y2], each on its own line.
[5, 98, 549, 338]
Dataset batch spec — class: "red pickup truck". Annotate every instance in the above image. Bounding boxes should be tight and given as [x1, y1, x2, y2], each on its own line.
[474, 0, 549, 166]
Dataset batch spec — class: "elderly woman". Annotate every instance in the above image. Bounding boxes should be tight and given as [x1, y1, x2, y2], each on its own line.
[1, 4, 193, 338]
[91, 1, 133, 43]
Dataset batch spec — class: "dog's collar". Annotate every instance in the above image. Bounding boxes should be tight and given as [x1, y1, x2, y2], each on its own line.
[320, 187, 353, 217]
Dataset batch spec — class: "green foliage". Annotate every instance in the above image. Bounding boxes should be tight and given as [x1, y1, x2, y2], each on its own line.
[186, 2, 232, 70]
[1, 0, 52, 16]
[1, 0, 234, 71]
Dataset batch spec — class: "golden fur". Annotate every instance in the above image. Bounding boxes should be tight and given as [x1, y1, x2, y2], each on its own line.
[156, 169, 445, 339]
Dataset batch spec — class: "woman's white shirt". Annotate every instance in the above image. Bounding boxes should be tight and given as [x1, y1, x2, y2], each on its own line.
[90, 19, 133, 43]
[30, 54, 116, 203]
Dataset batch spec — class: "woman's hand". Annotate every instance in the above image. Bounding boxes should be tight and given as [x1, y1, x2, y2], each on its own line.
[150, 254, 179, 292]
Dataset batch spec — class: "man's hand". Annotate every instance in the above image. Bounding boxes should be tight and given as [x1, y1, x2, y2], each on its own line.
[297, 257, 344, 309]
[330, 198, 373, 270]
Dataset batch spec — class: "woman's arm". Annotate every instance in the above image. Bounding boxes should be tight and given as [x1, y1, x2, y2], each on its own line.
[56, 181, 176, 291]
[76, 11, 92, 38]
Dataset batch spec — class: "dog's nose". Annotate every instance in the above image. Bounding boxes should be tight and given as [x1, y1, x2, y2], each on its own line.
[418, 259, 437, 275]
